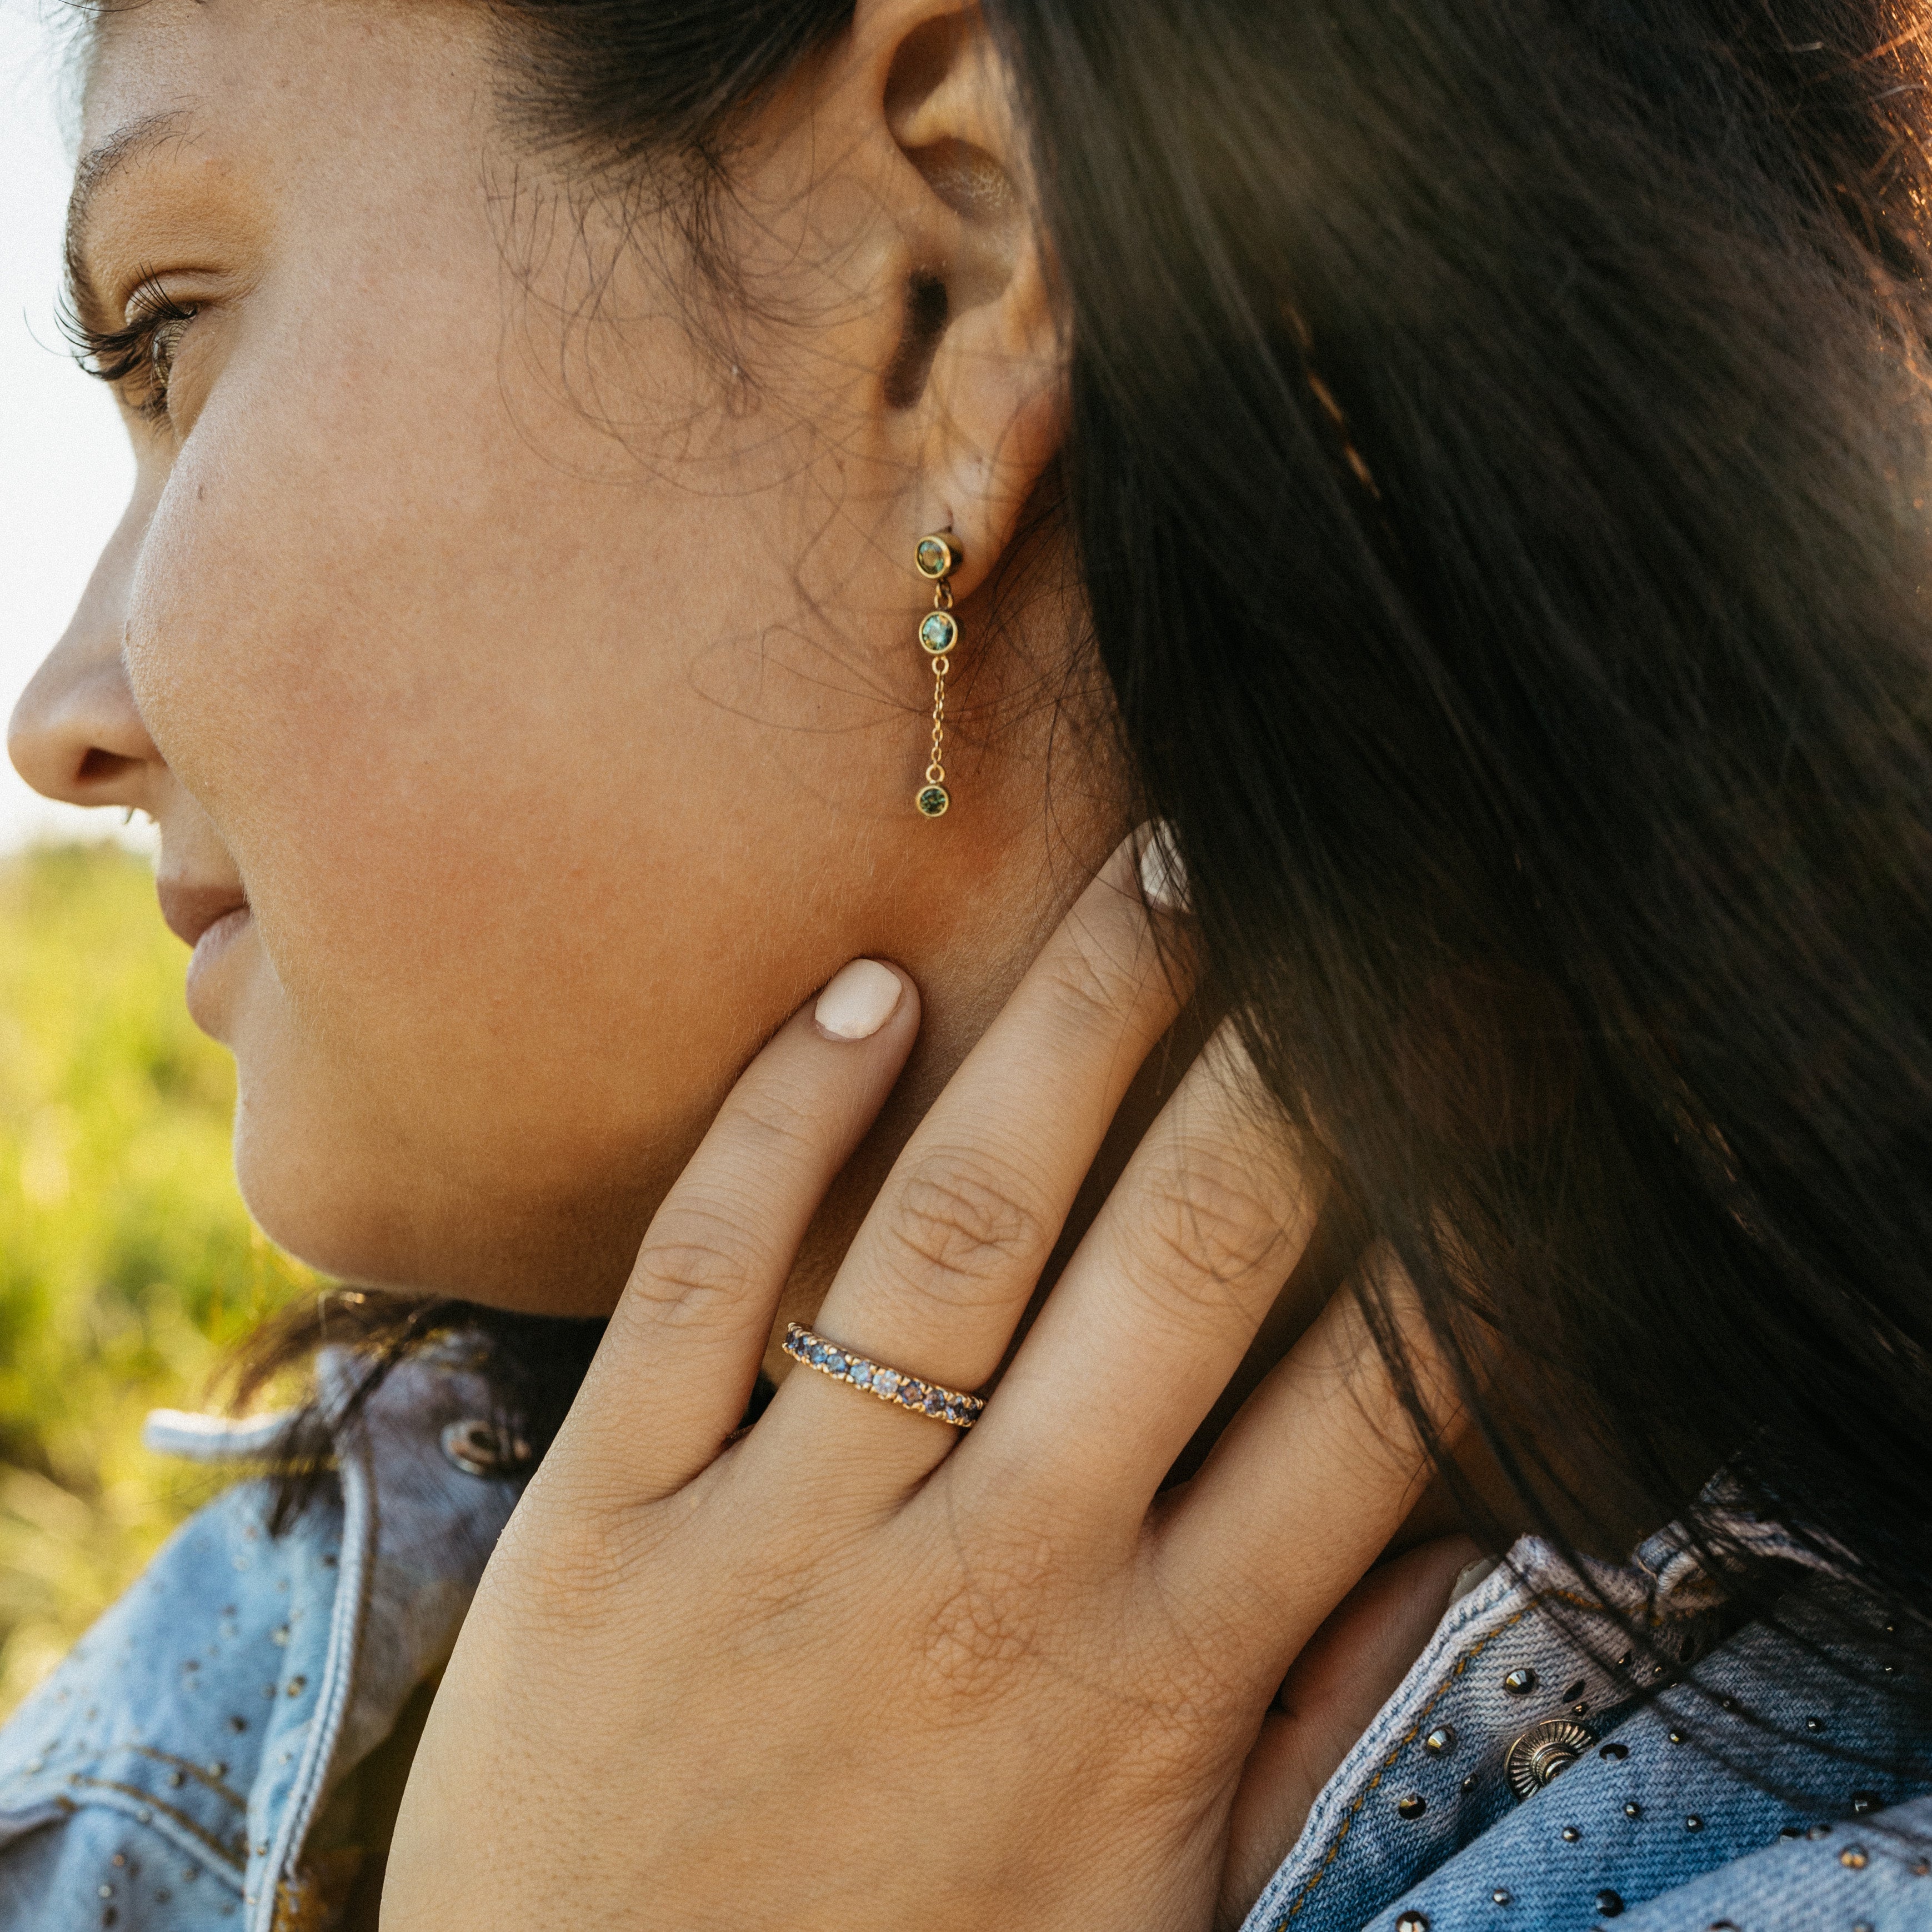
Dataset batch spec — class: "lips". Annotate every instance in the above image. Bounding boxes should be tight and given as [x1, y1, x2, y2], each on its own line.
[157, 877, 250, 948]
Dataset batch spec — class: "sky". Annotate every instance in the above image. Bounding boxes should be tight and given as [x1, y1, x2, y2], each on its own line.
[0, 0, 152, 854]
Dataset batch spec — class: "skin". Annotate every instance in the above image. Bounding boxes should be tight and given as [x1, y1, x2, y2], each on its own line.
[13, 0, 1102, 1316]
[386, 859, 1474, 1932]
[12, 1, 1496, 1923]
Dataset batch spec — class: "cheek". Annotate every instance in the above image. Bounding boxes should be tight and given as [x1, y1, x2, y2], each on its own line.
[120, 277, 845, 1205]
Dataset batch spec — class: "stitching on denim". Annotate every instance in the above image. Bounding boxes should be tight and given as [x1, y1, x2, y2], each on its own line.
[1268, 1609, 1531, 1928]
[251, 1384, 375, 1932]
[67, 1774, 249, 1869]
[126, 1742, 250, 1813]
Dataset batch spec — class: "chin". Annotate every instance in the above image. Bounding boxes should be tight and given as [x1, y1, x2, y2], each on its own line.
[229, 1088, 650, 1318]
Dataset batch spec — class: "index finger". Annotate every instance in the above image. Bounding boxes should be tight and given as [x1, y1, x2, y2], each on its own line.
[555, 961, 923, 1501]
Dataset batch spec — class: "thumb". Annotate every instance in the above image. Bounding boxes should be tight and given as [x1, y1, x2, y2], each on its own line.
[1218, 1534, 1486, 1930]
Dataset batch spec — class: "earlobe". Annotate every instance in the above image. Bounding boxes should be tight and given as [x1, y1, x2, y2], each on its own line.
[919, 253, 1065, 575]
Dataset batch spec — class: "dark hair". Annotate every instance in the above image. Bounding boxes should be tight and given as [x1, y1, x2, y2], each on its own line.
[241, 0, 1932, 1794]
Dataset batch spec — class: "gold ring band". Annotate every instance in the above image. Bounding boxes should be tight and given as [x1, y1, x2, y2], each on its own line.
[781, 1322, 985, 1429]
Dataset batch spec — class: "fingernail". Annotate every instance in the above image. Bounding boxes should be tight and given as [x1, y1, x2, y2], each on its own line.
[1137, 820, 1190, 914]
[814, 959, 903, 1040]
[1447, 1555, 1499, 1606]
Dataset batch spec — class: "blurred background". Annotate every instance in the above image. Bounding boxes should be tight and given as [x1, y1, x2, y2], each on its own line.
[0, 1, 312, 1718]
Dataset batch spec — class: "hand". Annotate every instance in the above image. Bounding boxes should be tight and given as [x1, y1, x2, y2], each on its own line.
[382, 838, 1460, 1932]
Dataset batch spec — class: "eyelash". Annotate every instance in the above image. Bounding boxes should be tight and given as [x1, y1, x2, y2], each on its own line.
[69, 276, 200, 422]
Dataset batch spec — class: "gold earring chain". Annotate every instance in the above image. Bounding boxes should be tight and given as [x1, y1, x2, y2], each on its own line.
[913, 534, 960, 818]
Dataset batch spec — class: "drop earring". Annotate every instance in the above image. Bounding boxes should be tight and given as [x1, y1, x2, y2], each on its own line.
[913, 532, 959, 818]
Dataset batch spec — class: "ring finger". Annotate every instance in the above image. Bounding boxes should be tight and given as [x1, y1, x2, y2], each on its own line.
[756, 831, 1191, 1486]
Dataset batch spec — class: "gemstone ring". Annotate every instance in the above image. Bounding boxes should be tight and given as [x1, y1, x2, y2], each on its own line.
[780, 1322, 985, 1429]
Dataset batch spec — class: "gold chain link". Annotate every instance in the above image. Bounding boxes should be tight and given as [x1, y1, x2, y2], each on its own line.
[927, 660, 949, 783]
[927, 577, 953, 785]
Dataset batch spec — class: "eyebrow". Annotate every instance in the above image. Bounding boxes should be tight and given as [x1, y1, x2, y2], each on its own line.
[63, 109, 193, 327]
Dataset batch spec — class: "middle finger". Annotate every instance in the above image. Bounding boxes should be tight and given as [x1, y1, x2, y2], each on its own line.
[972, 1024, 1323, 1520]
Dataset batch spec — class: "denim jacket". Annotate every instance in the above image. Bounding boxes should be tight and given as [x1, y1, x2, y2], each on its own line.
[0, 1349, 520, 1931]
[0, 1344, 1925, 1931]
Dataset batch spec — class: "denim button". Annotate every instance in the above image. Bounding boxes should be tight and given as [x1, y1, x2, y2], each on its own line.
[1505, 1719, 1596, 1800]
[440, 1417, 532, 1477]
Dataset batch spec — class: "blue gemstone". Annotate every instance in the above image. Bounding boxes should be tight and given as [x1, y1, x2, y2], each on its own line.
[809, 1345, 829, 1365]
[873, 1371, 900, 1396]
[849, 1362, 872, 1387]
[924, 1390, 946, 1414]
[823, 1352, 847, 1373]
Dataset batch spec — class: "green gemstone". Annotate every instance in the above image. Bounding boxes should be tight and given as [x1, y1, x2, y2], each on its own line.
[916, 537, 951, 577]
[919, 611, 957, 653]
[916, 784, 950, 818]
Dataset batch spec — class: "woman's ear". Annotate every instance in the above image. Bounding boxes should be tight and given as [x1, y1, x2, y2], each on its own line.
[859, 0, 1065, 584]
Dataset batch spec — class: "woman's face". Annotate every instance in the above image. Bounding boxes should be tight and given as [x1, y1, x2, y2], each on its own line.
[11, 0, 1110, 1310]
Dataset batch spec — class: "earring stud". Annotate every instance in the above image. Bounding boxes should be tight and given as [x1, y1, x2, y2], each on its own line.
[913, 533, 959, 818]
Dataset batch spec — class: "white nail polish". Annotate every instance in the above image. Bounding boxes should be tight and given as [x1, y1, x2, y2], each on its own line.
[1137, 820, 1190, 913]
[1448, 1556, 1499, 1605]
[814, 959, 903, 1040]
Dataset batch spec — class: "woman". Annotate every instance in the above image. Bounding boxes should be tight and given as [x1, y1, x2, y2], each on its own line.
[1, 0, 1927, 1926]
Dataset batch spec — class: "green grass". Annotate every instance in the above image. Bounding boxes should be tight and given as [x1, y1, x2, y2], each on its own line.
[0, 842, 312, 1719]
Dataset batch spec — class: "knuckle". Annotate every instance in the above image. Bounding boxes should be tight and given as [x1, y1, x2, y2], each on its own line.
[624, 1208, 757, 1329]
[1120, 1150, 1299, 1317]
[879, 1148, 1048, 1305]
[1122, 1663, 1243, 1792]
[918, 1531, 1055, 1708]
[727, 1075, 833, 1163]
[490, 1472, 644, 1609]
[1043, 910, 1154, 1028]
[1133, 1590, 1253, 1743]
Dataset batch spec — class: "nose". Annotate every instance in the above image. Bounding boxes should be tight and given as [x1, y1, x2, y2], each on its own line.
[9, 482, 166, 815]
